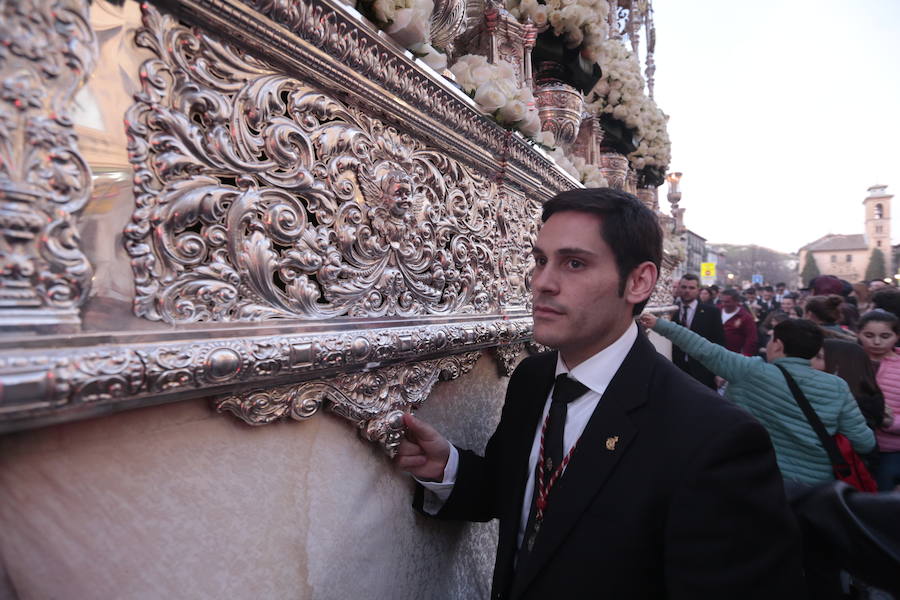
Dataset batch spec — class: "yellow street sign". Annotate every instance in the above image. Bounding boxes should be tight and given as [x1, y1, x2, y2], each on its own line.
[701, 262, 716, 278]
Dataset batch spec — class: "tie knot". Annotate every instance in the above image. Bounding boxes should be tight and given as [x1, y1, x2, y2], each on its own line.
[552, 374, 589, 405]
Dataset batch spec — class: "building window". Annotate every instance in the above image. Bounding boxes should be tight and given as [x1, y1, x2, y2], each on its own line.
[876, 203, 884, 219]
[831, 254, 837, 263]
[846, 254, 852, 262]
[876, 225, 883, 233]
[878, 240, 882, 247]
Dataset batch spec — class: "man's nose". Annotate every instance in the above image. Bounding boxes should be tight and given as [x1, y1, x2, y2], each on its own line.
[531, 265, 558, 294]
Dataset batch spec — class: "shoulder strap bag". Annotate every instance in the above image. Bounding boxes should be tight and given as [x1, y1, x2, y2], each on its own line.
[774, 363, 877, 492]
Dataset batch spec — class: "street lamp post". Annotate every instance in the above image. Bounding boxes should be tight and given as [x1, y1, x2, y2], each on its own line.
[665, 171, 684, 233]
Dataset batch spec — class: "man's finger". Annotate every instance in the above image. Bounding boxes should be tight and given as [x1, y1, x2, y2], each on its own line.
[395, 439, 423, 457]
[403, 413, 440, 442]
[395, 454, 427, 470]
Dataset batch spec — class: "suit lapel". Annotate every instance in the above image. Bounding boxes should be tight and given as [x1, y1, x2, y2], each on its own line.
[510, 334, 657, 598]
[494, 351, 558, 596]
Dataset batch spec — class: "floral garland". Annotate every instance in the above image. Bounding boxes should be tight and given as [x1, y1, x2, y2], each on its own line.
[355, 0, 447, 70]
[505, 0, 610, 62]
[587, 38, 671, 171]
[450, 54, 554, 146]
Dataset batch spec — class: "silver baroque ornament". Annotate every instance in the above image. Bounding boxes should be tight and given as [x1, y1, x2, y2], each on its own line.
[0, 0, 97, 330]
[0, 317, 530, 431]
[214, 351, 483, 454]
[493, 343, 525, 377]
[126, 6, 499, 323]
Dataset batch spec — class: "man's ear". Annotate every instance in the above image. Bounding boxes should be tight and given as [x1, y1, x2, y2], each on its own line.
[625, 261, 658, 307]
[771, 337, 784, 355]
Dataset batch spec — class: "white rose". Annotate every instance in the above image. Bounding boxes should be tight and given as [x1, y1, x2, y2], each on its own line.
[498, 99, 527, 123]
[494, 61, 516, 82]
[471, 63, 495, 86]
[473, 81, 508, 113]
[519, 110, 542, 136]
[386, 7, 430, 46]
[539, 130, 556, 147]
[493, 76, 518, 99]
[412, 0, 433, 18]
[412, 43, 448, 71]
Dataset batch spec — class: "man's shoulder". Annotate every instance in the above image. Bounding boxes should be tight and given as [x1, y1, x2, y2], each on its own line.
[644, 353, 761, 433]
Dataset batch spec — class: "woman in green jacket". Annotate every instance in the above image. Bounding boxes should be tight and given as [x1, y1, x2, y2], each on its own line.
[639, 313, 874, 485]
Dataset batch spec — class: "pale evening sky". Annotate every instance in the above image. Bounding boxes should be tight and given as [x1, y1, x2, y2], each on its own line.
[651, 0, 900, 255]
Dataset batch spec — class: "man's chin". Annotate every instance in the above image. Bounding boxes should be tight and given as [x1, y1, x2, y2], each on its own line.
[532, 328, 559, 350]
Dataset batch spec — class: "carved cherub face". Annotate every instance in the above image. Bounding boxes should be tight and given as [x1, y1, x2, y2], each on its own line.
[380, 170, 413, 219]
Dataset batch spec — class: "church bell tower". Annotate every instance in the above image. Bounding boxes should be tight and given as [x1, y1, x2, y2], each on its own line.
[864, 184, 893, 278]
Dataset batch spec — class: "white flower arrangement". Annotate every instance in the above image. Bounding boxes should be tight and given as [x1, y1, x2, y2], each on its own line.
[587, 38, 671, 171]
[505, 0, 610, 62]
[549, 149, 609, 187]
[450, 54, 555, 146]
[355, 0, 448, 70]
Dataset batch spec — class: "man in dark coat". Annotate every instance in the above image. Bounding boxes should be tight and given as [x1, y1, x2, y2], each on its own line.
[396, 188, 803, 599]
[672, 273, 725, 389]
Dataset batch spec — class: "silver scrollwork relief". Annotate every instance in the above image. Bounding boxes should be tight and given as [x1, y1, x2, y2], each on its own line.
[0, 317, 531, 431]
[0, 0, 97, 330]
[215, 351, 482, 454]
[126, 5, 501, 323]
[492, 342, 525, 377]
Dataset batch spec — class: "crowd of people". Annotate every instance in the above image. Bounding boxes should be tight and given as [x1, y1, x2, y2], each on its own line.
[651, 273, 900, 598]
[667, 273, 900, 492]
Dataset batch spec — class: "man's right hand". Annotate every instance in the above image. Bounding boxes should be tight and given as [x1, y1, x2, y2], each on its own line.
[394, 413, 451, 482]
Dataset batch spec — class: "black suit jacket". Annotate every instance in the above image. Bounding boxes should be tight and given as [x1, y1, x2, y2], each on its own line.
[673, 301, 725, 389]
[415, 332, 803, 599]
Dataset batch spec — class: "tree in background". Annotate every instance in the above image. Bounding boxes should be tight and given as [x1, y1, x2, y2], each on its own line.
[865, 248, 887, 281]
[712, 244, 798, 286]
[800, 252, 820, 285]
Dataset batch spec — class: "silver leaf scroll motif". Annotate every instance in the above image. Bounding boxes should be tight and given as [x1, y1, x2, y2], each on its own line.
[493, 342, 525, 377]
[125, 5, 498, 323]
[214, 351, 483, 454]
[0, 0, 97, 329]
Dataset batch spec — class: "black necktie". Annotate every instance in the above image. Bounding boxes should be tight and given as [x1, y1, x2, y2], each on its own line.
[545, 374, 590, 472]
[520, 374, 589, 557]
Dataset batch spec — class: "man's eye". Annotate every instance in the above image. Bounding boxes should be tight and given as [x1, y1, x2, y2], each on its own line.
[567, 259, 584, 269]
[534, 256, 547, 266]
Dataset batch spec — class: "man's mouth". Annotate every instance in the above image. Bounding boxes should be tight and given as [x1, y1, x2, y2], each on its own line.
[533, 304, 564, 316]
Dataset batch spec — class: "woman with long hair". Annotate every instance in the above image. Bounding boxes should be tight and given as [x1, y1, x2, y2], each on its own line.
[812, 339, 885, 430]
[857, 310, 900, 491]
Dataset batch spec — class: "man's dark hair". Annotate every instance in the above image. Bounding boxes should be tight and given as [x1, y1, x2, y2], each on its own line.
[681, 273, 700, 283]
[782, 292, 798, 300]
[763, 285, 774, 293]
[709, 285, 720, 293]
[721, 288, 741, 301]
[776, 282, 786, 288]
[871, 288, 900, 319]
[773, 319, 824, 359]
[542, 188, 662, 315]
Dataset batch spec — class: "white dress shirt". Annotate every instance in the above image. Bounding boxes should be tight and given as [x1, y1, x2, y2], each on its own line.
[417, 322, 639, 550]
[680, 299, 697, 329]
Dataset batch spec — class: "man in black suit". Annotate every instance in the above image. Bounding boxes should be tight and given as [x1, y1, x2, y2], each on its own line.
[396, 188, 803, 599]
[672, 273, 725, 389]
[757, 285, 780, 323]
